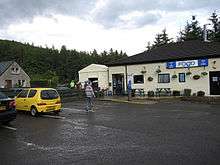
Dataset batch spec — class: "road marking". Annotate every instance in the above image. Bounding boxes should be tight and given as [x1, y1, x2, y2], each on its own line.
[1, 125, 17, 131]
[41, 115, 66, 119]
[62, 107, 85, 112]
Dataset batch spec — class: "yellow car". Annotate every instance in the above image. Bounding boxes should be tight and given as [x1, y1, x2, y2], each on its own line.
[15, 88, 61, 116]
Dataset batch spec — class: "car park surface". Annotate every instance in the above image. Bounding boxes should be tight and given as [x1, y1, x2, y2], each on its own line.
[0, 100, 220, 165]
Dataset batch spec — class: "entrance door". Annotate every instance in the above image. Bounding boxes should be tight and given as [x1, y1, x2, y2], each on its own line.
[112, 74, 124, 95]
[88, 78, 98, 91]
[209, 71, 220, 95]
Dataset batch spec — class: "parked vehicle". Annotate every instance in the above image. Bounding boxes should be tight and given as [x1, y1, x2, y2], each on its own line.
[0, 87, 23, 98]
[0, 91, 16, 124]
[56, 86, 78, 97]
[15, 88, 61, 117]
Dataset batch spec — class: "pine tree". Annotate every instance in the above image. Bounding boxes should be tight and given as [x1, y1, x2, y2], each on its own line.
[152, 29, 172, 49]
[209, 11, 220, 42]
[179, 16, 203, 41]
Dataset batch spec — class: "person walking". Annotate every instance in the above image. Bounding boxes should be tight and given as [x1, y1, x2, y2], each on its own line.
[85, 81, 95, 112]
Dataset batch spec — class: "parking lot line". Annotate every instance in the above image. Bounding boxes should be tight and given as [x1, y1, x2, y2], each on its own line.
[1, 125, 17, 131]
[41, 115, 66, 119]
[62, 107, 85, 112]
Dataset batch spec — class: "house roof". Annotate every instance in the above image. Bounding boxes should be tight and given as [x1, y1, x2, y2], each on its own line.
[0, 61, 14, 76]
[79, 64, 108, 73]
[108, 41, 220, 66]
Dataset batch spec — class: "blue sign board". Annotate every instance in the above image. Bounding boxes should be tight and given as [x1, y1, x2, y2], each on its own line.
[166, 59, 208, 69]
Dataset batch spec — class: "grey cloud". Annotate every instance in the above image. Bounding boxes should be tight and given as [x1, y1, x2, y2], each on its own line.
[0, 0, 220, 29]
[92, 0, 220, 28]
[0, 0, 96, 28]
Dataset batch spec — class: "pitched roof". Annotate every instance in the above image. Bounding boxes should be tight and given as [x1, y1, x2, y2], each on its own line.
[0, 61, 14, 76]
[79, 64, 108, 73]
[108, 41, 220, 66]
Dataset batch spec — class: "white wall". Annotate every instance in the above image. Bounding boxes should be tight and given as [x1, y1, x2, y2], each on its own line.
[79, 71, 108, 90]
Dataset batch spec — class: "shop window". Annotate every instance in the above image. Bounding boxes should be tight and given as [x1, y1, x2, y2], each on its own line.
[158, 74, 170, 83]
[134, 75, 144, 84]
[179, 73, 186, 83]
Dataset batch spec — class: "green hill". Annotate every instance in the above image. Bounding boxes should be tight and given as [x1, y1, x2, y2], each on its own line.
[0, 39, 127, 83]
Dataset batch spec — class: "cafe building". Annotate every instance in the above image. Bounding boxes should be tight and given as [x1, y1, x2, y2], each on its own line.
[107, 41, 220, 96]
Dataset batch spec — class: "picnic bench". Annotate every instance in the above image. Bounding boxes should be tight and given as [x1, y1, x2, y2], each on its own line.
[155, 88, 171, 97]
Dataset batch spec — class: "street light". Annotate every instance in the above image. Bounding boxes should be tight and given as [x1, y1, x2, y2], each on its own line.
[203, 23, 211, 42]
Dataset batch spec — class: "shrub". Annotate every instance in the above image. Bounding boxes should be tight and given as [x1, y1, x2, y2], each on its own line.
[184, 89, 191, 97]
[148, 91, 154, 97]
[197, 91, 205, 97]
[172, 75, 177, 79]
[173, 90, 180, 96]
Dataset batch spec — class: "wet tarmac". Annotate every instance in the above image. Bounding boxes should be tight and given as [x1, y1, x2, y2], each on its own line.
[0, 100, 220, 165]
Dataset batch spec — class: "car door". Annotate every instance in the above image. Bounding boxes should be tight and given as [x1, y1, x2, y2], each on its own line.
[25, 89, 38, 110]
[15, 89, 29, 111]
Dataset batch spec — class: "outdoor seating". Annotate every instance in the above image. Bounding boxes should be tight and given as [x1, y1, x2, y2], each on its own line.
[155, 88, 171, 97]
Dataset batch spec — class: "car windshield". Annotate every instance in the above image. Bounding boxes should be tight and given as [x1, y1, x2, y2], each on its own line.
[41, 90, 59, 100]
[0, 91, 7, 99]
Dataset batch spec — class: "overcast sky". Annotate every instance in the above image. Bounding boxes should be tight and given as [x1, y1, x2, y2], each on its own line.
[0, 0, 219, 55]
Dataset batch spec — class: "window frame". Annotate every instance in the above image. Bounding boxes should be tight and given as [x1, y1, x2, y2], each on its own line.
[179, 73, 186, 83]
[133, 75, 144, 84]
[158, 73, 170, 83]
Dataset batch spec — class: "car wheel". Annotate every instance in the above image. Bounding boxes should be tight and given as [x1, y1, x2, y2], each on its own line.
[30, 107, 38, 117]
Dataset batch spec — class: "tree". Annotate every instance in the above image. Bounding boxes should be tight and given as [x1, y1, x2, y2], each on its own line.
[209, 11, 220, 42]
[179, 16, 203, 41]
[151, 28, 172, 49]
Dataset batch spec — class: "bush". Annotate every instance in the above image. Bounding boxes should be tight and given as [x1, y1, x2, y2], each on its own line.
[173, 90, 180, 96]
[148, 91, 154, 97]
[197, 91, 205, 97]
[184, 89, 191, 97]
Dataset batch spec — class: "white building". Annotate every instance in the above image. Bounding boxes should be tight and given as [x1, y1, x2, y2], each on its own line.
[78, 64, 108, 90]
[78, 41, 220, 96]
[0, 61, 30, 88]
[107, 41, 220, 96]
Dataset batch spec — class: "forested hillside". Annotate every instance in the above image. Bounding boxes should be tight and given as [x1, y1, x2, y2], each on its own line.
[0, 39, 127, 83]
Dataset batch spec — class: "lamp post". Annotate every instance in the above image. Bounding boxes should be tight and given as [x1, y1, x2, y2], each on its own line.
[203, 23, 211, 42]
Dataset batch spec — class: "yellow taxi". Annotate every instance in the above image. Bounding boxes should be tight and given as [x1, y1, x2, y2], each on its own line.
[15, 88, 61, 116]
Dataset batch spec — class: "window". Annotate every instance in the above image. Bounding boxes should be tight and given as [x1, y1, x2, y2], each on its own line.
[158, 74, 170, 83]
[133, 75, 144, 84]
[28, 90, 37, 98]
[179, 73, 186, 83]
[41, 90, 59, 100]
[17, 90, 28, 98]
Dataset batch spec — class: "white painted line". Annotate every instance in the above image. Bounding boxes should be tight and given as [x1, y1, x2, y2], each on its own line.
[62, 107, 85, 112]
[41, 115, 66, 119]
[1, 125, 17, 131]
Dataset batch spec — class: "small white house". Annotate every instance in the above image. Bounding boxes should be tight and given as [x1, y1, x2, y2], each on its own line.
[78, 64, 108, 90]
[0, 61, 30, 88]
